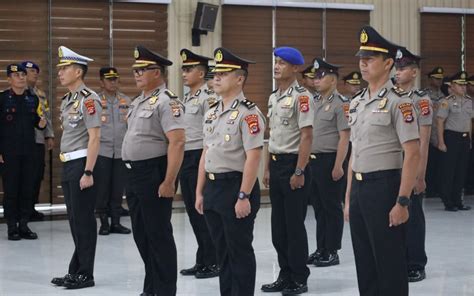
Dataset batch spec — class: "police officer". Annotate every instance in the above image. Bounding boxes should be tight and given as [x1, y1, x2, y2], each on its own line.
[0, 64, 46, 240]
[195, 47, 265, 296]
[51, 46, 102, 289]
[425, 66, 445, 198]
[345, 26, 420, 296]
[437, 71, 473, 211]
[342, 71, 363, 97]
[465, 75, 474, 195]
[307, 58, 349, 267]
[301, 65, 318, 96]
[395, 47, 433, 282]
[21, 61, 55, 222]
[261, 47, 314, 295]
[95, 67, 131, 235]
[178, 49, 218, 279]
[122, 45, 185, 296]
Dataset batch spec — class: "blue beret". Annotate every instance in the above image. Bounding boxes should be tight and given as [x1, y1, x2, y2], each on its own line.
[274, 47, 304, 65]
[7, 64, 27, 76]
[21, 61, 40, 73]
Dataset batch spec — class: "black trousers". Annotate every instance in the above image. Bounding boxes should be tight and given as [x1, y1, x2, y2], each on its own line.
[2, 153, 35, 226]
[62, 158, 98, 276]
[31, 143, 45, 207]
[269, 154, 310, 283]
[95, 155, 126, 220]
[180, 149, 216, 266]
[203, 172, 259, 296]
[349, 169, 408, 296]
[406, 192, 427, 272]
[438, 130, 471, 207]
[464, 135, 474, 193]
[308, 153, 344, 252]
[125, 156, 177, 296]
[425, 144, 440, 197]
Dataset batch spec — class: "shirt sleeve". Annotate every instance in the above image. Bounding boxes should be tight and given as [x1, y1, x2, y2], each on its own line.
[240, 110, 265, 151]
[160, 97, 185, 133]
[394, 97, 420, 144]
[82, 95, 102, 129]
[296, 92, 314, 129]
[416, 96, 433, 126]
[436, 99, 449, 119]
[336, 102, 350, 131]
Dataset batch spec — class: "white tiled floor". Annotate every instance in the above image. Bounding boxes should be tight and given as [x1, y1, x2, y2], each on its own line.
[0, 197, 473, 296]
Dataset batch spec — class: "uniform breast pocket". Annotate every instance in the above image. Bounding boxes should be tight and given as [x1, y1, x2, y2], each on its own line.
[451, 107, 461, 113]
[187, 105, 200, 115]
[319, 112, 335, 122]
[278, 107, 295, 128]
[138, 110, 154, 118]
[368, 114, 392, 143]
[135, 109, 155, 132]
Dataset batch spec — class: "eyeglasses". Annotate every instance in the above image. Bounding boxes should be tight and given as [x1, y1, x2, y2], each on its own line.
[10, 72, 26, 78]
[314, 71, 327, 80]
[133, 67, 160, 77]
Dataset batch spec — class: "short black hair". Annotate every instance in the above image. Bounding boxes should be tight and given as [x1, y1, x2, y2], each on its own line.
[73, 64, 88, 79]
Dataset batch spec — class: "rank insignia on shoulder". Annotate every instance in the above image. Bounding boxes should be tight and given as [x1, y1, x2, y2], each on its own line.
[204, 88, 215, 95]
[81, 89, 91, 98]
[164, 90, 178, 98]
[244, 114, 260, 134]
[338, 94, 349, 102]
[241, 99, 256, 109]
[446, 95, 455, 100]
[295, 86, 306, 93]
[398, 102, 414, 123]
[414, 89, 427, 97]
[207, 97, 217, 106]
[391, 86, 408, 97]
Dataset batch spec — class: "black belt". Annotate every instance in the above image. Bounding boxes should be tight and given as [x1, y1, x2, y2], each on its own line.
[270, 153, 298, 162]
[310, 152, 336, 159]
[206, 171, 242, 181]
[124, 156, 166, 169]
[445, 130, 469, 138]
[353, 169, 400, 181]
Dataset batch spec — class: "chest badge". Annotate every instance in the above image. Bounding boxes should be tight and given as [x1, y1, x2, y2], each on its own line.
[149, 96, 158, 105]
[224, 134, 231, 142]
[378, 97, 387, 109]
[324, 104, 330, 112]
[284, 96, 293, 106]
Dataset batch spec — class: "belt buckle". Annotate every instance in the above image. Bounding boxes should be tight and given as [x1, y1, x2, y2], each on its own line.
[355, 172, 363, 181]
[125, 163, 132, 169]
[462, 133, 468, 137]
[59, 153, 66, 162]
[208, 173, 215, 180]
[310, 154, 316, 160]
[271, 155, 277, 161]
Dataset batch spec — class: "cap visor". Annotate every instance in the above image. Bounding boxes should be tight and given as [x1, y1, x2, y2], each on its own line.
[56, 62, 73, 67]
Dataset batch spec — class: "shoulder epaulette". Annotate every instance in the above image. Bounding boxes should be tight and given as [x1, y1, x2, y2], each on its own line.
[295, 86, 306, 93]
[414, 89, 427, 97]
[165, 89, 178, 99]
[465, 94, 472, 100]
[204, 88, 215, 95]
[338, 94, 349, 102]
[352, 88, 366, 100]
[241, 99, 256, 109]
[446, 94, 455, 100]
[80, 88, 91, 98]
[209, 101, 219, 108]
[391, 86, 408, 97]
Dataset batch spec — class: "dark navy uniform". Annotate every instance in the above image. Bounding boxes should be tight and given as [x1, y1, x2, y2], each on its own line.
[0, 64, 43, 240]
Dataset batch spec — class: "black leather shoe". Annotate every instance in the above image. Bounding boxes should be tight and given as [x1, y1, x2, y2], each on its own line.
[261, 278, 290, 292]
[19, 225, 38, 240]
[180, 264, 203, 276]
[51, 274, 74, 286]
[445, 206, 458, 212]
[408, 269, 426, 282]
[457, 205, 471, 211]
[120, 207, 129, 216]
[99, 224, 110, 235]
[139, 293, 157, 296]
[30, 210, 45, 222]
[63, 274, 95, 289]
[8, 229, 21, 241]
[307, 249, 323, 265]
[195, 265, 219, 279]
[315, 252, 339, 267]
[110, 223, 132, 234]
[282, 281, 308, 295]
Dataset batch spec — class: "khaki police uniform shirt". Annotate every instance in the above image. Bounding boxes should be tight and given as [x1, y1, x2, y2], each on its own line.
[183, 83, 218, 151]
[203, 92, 265, 173]
[312, 90, 350, 153]
[437, 95, 473, 133]
[121, 84, 185, 161]
[426, 88, 442, 146]
[348, 80, 420, 173]
[408, 88, 433, 127]
[268, 80, 314, 154]
[98, 91, 131, 159]
[60, 83, 102, 153]
[31, 87, 54, 144]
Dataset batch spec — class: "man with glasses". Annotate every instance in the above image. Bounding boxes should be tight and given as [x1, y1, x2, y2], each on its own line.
[437, 71, 473, 211]
[0, 64, 46, 241]
[51, 46, 102, 289]
[21, 61, 54, 222]
[308, 58, 349, 268]
[122, 45, 185, 296]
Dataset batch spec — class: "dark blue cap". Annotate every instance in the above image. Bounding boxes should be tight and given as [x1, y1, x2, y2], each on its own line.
[21, 61, 40, 73]
[7, 64, 27, 76]
[274, 47, 305, 65]
[394, 47, 422, 68]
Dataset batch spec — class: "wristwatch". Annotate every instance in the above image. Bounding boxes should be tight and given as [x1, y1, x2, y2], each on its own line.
[294, 167, 304, 176]
[397, 196, 411, 207]
[84, 170, 93, 177]
[238, 191, 250, 200]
